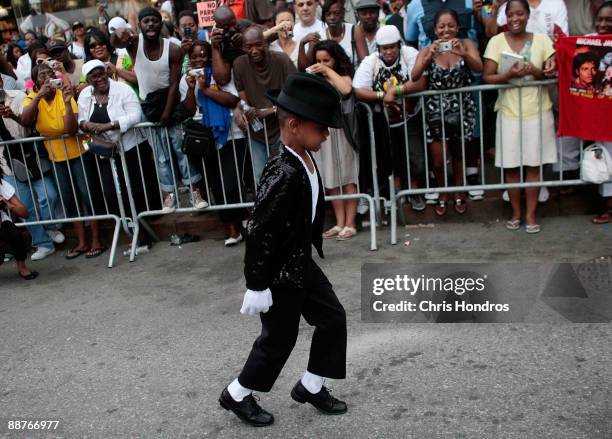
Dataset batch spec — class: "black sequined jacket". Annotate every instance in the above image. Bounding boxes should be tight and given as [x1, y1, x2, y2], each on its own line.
[244, 145, 325, 291]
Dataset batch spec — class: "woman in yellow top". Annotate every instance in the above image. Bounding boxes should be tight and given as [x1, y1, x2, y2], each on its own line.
[482, 0, 556, 234]
[21, 63, 107, 260]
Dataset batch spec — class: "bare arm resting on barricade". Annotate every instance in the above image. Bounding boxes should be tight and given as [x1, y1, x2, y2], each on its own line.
[196, 76, 240, 108]
[483, 55, 552, 84]
[0, 193, 28, 219]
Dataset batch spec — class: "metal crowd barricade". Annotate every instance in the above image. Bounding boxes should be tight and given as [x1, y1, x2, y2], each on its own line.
[124, 110, 380, 260]
[389, 79, 589, 245]
[1, 133, 131, 267]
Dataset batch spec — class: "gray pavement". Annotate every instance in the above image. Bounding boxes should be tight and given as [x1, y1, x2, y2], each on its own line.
[0, 215, 611, 438]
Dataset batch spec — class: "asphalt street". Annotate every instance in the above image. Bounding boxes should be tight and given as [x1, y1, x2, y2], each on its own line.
[0, 215, 611, 438]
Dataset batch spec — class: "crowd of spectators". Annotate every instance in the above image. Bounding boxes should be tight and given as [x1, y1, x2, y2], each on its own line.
[0, 0, 611, 279]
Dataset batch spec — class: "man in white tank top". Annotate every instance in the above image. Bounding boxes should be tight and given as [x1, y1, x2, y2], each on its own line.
[111, 8, 208, 212]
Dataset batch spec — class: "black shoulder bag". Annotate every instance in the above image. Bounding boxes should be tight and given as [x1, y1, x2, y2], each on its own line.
[181, 119, 215, 158]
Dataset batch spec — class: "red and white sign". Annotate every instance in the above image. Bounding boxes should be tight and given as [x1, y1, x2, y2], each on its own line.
[197, 1, 218, 28]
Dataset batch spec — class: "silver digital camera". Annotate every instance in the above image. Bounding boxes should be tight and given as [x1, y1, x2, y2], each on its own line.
[439, 41, 453, 53]
[188, 68, 205, 77]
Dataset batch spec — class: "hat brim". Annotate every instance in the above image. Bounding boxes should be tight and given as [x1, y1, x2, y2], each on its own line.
[266, 89, 344, 129]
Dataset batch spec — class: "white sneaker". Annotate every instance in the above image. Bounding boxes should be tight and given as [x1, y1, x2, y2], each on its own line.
[224, 234, 243, 247]
[357, 198, 369, 215]
[31, 246, 55, 261]
[538, 187, 550, 203]
[502, 190, 509, 202]
[191, 189, 209, 209]
[162, 193, 177, 213]
[46, 229, 65, 244]
[425, 192, 439, 204]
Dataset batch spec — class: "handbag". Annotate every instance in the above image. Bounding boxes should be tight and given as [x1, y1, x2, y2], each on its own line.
[141, 88, 191, 124]
[341, 92, 362, 152]
[8, 142, 52, 182]
[581, 143, 612, 184]
[85, 135, 117, 158]
[182, 118, 215, 158]
[427, 110, 462, 139]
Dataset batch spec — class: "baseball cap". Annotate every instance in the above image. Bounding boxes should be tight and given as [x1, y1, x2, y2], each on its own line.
[46, 39, 66, 51]
[355, 0, 380, 10]
[82, 59, 106, 77]
[108, 17, 129, 34]
[375, 25, 402, 45]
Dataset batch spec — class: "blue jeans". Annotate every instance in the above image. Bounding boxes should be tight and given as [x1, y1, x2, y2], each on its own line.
[4, 174, 58, 250]
[146, 124, 202, 193]
[249, 139, 280, 186]
[53, 154, 104, 218]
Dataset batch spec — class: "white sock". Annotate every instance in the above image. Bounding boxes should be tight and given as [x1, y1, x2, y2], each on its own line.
[301, 371, 324, 394]
[466, 167, 478, 176]
[227, 378, 252, 402]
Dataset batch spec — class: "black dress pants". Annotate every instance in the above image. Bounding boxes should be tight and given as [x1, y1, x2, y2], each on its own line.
[238, 259, 347, 392]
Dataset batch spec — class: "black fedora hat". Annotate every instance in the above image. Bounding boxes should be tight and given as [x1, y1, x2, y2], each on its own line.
[266, 73, 344, 129]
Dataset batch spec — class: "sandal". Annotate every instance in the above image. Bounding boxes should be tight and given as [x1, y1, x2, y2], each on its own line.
[592, 212, 611, 224]
[336, 226, 357, 241]
[434, 200, 447, 216]
[65, 248, 89, 260]
[525, 224, 541, 234]
[85, 246, 108, 259]
[505, 219, 521, 231]
[454, 198, 467, 214]
[19, 271, 39, 280]
[323, 225, 343, 239]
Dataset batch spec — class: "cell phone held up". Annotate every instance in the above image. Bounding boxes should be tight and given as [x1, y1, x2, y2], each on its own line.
[183, 26, 192, 39]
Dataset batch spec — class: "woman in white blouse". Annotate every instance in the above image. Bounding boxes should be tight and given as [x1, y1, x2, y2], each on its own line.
[77, 59, 159, 249]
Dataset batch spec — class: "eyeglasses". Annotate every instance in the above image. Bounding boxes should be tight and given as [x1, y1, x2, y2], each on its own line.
[25, 37, 35, 41]
[89, 42, 103, 49]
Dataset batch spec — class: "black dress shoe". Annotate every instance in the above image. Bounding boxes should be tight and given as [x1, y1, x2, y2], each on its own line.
[290, 380, 348, 415]
[219, 388, 274, 427]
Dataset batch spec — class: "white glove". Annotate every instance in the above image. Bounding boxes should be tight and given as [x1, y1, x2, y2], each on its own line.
[240, 288, 273, 315]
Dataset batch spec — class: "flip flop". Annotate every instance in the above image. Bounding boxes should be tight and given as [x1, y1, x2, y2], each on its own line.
[323, 225, 343, 239]
[65, 248, 89, 260]
[336, 226, 357, 241]
[85, 246, 108, 259]
[525, 224, 541, 234]
[505, 219, 521, 231]
[19, 271, 39, 280]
